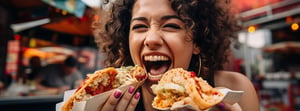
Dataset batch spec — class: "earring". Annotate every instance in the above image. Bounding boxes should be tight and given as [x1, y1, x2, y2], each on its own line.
[197, 55, 202, 77]
[204, 27, 209, 36]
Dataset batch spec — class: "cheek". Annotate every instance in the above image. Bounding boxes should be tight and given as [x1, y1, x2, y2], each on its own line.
[175, 53, 193, 70]
[129, 34, 143, 64]
[167, 34, 194, 53]
[169, 40, 194, 69]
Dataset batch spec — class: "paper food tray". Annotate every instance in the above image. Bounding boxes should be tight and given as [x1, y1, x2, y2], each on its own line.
[56, 80, 145, 111]
[156, 87, 244, 111]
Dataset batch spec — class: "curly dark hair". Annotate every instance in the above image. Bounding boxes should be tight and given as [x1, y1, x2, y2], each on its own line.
[92, 0, 240, 86]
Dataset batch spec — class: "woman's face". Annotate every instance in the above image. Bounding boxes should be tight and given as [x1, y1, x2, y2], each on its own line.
[129, 0, 200, 83]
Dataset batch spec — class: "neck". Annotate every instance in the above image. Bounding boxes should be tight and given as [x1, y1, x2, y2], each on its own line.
[141, 85, 157, 111]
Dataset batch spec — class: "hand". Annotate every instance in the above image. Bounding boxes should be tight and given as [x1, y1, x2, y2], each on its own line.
[209, 102, 242, 111]
[172, 107, 197, 111]
[99, 86, 141, 111]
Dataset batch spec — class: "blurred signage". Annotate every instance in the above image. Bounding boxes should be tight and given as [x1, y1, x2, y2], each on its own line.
[232, 0, 285, 13]
[5, 40, 20, 78]
[42, 0, 86, 18]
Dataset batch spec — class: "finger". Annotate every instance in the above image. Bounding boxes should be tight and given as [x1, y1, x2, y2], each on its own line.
[126, 92, 141, 111]
[101, 89, 123, 111]
[209, 102, 228, 111]
[231, 103, 242, 111]
[216, 102, 226, 110]
[115, 86, 136, 111]
[215, 102, 238, 111]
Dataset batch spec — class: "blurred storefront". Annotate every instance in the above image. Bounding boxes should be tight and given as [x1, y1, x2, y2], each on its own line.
[0, 0, 104, 111]
[233, 0, 300, 110]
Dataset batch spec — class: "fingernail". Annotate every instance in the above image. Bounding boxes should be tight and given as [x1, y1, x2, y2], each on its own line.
[134, 92, 140, 99]
[114, 90, 122, 98]
[128, 86, 135, 94]
[217, 102, 225, 109]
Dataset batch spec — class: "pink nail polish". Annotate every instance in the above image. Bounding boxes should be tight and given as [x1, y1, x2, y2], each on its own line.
[217, 102, 225, 109]
[134, 92, 140, 99]
[114, 90, 122, 98]
[128, 86, 135, 94]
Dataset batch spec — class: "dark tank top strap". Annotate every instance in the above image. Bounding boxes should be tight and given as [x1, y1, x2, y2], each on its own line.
[135, 88, 145, 111]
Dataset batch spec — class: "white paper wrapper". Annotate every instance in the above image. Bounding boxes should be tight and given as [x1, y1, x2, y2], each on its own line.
[56, 80, 145, 111]
[154, 87, 244, 111]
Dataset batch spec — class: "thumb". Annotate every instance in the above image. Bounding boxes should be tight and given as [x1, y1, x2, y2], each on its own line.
[215, 102, 242, 111]
[215, 102, 230, 111]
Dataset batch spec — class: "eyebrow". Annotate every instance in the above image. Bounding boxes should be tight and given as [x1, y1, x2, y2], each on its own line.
[161, 15, 183, 21]
[131, 15, 183, 22]
[131, 17, 147, 22]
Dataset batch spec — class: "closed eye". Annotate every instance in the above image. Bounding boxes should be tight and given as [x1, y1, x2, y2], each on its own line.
[132, 24, 148, 31]
[163, 23, 181, 29]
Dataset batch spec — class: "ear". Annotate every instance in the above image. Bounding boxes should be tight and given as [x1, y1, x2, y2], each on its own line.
[192, 44, 201, 55]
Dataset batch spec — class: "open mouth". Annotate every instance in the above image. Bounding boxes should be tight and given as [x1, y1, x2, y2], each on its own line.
[143, 55, 171, 81]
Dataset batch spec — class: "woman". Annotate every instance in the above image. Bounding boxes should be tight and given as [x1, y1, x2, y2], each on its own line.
[93, 0, 260, 110]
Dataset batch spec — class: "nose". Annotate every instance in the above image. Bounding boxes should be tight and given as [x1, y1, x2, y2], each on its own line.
[144, 29, 163, 49]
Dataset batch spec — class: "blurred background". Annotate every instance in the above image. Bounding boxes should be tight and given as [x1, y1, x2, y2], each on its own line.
[0, 0, 299, 111]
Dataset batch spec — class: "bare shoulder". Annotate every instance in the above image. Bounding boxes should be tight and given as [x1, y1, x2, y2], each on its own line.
[214, 71, 260, 111]
[214, 71, 252, 90]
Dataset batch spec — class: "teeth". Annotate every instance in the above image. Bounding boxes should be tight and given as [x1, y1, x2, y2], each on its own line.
[144, 55, 170, 61]
[148, 73, 163, 78]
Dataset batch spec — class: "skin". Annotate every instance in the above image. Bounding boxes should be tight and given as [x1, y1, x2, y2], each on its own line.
[100, 0, 260, 111]
[214, 71, 260, 111]
[129, 0, 200, 83]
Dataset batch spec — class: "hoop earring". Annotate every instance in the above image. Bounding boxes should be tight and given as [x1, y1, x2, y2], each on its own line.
[197, 55, 202, 77]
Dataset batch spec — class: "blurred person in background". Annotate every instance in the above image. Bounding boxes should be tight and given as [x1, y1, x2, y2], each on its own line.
[35, 55, 83, 95]
[0, 74, 12, 96]
[0, 81, 4, 92]
[27, 56, 43, 81]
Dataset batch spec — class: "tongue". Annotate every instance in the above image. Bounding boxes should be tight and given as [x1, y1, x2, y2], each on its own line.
[149, 64, 168, 75]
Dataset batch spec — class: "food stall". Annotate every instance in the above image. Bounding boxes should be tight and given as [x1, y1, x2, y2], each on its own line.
[0, 0, 102, 111]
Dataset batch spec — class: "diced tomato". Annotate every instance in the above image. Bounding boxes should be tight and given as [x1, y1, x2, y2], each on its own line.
[104, 86, 112, 91]
[92, 88, 102, 96]
[85, 86, 93, 94]
[108, 72, 117, 88]
[135, 74, 147, 81]
[190, 71, 196, 77]
[109, 72, 117, 83]
[213, 92, 219, 95]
